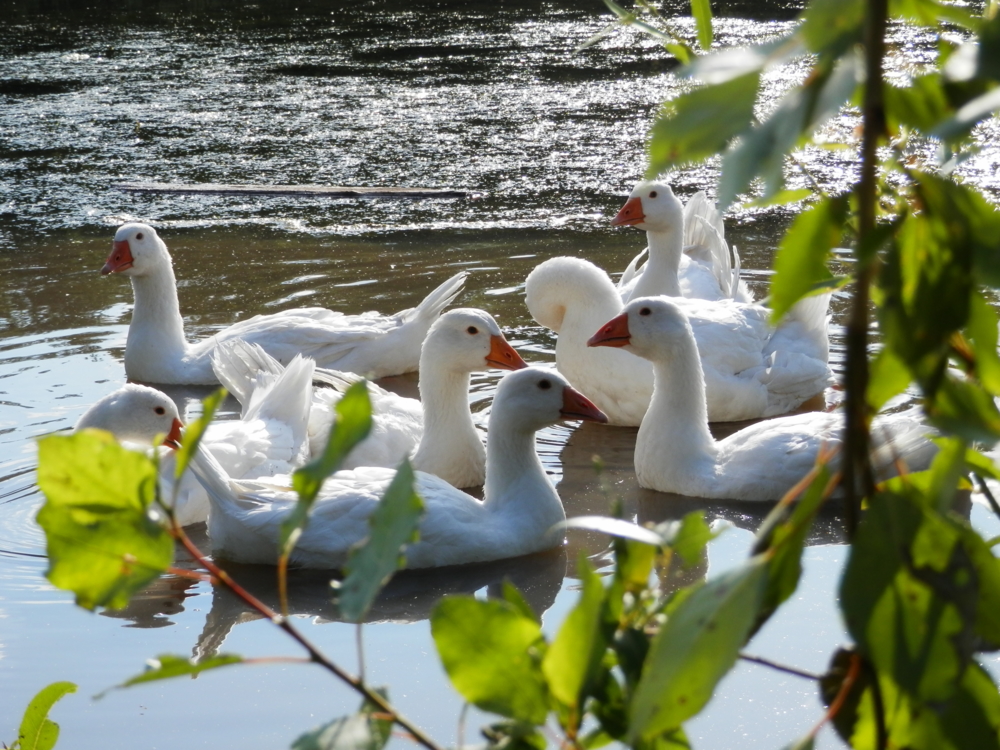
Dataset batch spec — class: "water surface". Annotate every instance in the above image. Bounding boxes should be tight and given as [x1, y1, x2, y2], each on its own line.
[1, 2, 998, 748]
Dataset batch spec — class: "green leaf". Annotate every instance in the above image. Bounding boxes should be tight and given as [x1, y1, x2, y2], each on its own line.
[769, 194, 847, 322]
[934, 87, 1000, 150]
[719, 53, 860, 209]
[337, 459, 424, 623]
[799, 0, 865, 56]
[925, 375, 1000, 444]
[560, 516, 665, 547]
[690, 0, 712, 50]
[655, 511, 716, 567]
[502, 580, 540, 624]
[480, 719, 548, 750]
[884, 74, 953, 134]
[890, 0, 976, 29]
[432, 596, 549, 724]
[628, 556, 769, 740]
[173, 387, 227, 482]
[13, 682, 76, 750]
[867, 347, 913, 413]
[745, 188, 813, 208]
[98, 654, 244, 698]
[646, 72, 761, 177]
[966, 290, 1000, 394]
[756, 462, 833, 629]
[841, 491, 977, 704]
[36, 431, 173, 611]
[285, 382, 373, 558]
[543, 557, 610, 710]
[292, 692, 393, 750]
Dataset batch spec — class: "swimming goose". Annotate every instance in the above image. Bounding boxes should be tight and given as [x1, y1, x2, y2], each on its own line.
[74, 383, 183, 448]
[76, 358, 315, 526]
[525, 256, 831, 425]
[211, 308, 528, 488]
[612, 180, 753, 303]
[101, 223, 466, 385]
[589, 297, 936, 500]
[188, 367, 608, 569]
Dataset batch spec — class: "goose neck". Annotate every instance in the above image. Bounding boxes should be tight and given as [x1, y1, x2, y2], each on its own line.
[641, 343, 716, 462]
[632, 225, 684, 299]
[414, 369, 480, 454]
[127, 262, 188, 351]
[482, 417, 560, 520]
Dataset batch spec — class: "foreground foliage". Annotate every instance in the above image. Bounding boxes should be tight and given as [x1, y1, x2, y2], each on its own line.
[22, 0, 1000, 748]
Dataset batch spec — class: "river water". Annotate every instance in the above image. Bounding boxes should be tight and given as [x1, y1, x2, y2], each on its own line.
[1, 1, 998, 748]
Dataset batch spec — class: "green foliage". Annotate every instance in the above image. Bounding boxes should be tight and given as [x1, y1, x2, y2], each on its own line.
[431, 596, 549, 724]
[36, 430, 173, 610]
[97, 654, 244, 697]
[283, 381, 373, 560]
[292, 692, 393, 750]
[7, 682, 76, 750]
[769, 195, 847, 321]
[336, 458, 424, 623]
[629, 556, 769, 740]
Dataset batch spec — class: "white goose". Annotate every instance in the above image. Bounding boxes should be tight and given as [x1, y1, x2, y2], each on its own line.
[76, 361, 316, 526]
[188, 367, 608, 570]
[102, 223, 466, 385]
[589, 297, 936, 501]
[212, 308, 528, 488]
[612, 180, 753, 303]
[525, 256, 832, 425]
[74, 384, 184, 448]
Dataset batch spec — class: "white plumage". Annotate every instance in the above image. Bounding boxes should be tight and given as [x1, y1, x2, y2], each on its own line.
[188, 367, 608, 569]
[612, 180, 753, 304]
[589, 297, 937, 501]
[525, 256, 832, 425]
[102, 222, 466, 385]
[210, 308, 528, 488]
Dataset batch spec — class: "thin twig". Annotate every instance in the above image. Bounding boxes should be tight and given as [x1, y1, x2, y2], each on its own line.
[975, 474, 1000, 521]
[169, 521, 444, 750]
[738, 653, 822, 681]
[457, 702, 469, 750]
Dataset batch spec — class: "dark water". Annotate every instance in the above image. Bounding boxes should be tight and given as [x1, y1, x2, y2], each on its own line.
[1, 2, 998, 748]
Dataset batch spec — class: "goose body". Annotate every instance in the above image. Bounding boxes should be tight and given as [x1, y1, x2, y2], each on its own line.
[590, 297, 936, 501]
[524, 256, 832, 425]
[212, 308, 528, 488]
[75, 364, 316, 526]
[188, 367, 608, 570]
[102, 223, 466, 385]
[612, 180, 753, 304]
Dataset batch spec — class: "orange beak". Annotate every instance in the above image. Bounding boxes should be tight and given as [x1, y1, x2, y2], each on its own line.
[560, 386, 608, 423]
[486, 334, 529, 371]
[161, 417, 183, 449]
[610, 196, 645, 227]
[587, 313, 631, 348]
[101, 239, 134, 275]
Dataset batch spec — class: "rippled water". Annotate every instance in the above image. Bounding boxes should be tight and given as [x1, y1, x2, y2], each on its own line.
[2, 2, 999, 748]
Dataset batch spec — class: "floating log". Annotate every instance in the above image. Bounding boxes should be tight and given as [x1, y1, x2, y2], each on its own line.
[113, 182, 476, 199]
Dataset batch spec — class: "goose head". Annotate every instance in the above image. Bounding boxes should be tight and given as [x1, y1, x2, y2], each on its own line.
[610, 180, 683, 233]
[75, 384, 184, 448]
[422, 308, 528, 373]
[492, 367, 607, 432]
[102, 223, 171, 277]
[587, 296, 692, 361]
[525, 256, 621, 332]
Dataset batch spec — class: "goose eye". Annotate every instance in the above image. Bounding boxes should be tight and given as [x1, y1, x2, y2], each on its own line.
[649, 191, 658, 199]
[467, 326, 478, 335]
[639, 307, 651, 316]
[538, 379, 552, 390]
[154, 406, 165, 415]
[136, 232, 144, 240]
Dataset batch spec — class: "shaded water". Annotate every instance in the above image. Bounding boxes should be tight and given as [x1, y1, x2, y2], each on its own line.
[1, 2, 999, 748]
